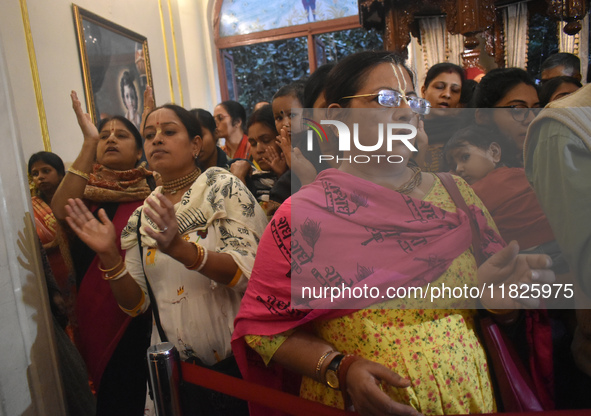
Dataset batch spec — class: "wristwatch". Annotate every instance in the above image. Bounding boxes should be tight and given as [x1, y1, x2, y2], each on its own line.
[324, 353, 345, 389]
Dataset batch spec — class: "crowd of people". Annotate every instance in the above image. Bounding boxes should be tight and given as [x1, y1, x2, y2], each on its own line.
[27, 50, 591, 416]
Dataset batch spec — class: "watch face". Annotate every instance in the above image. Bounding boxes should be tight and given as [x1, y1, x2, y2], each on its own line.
[326, 370, 339, 389]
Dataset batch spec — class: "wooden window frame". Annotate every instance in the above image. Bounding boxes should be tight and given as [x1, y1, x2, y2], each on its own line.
[213, 0, 361, 101]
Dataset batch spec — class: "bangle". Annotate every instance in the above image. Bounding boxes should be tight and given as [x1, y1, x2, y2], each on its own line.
[186, 242, 204, 270]
[103, 266, 127, 281]
[119, 291, 146, 317]
[315, 350, 335, 383]
[99, 256, 123, 273]
[195, 247, 208, 272]
[486, 308, 512, 315]
[67, 167, 90, 181]
[227, 267, 242, 288]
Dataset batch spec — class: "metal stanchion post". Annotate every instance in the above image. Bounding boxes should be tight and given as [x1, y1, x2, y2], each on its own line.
[147, 342, 183, 416]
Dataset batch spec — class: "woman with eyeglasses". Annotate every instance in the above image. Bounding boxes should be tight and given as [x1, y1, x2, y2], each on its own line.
[472, 68, 540, 163]
[231, 51, 554, 416]
[213, 100, 251, 159]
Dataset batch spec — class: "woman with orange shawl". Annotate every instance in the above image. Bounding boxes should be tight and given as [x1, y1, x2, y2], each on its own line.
[52, 92, 158, 416]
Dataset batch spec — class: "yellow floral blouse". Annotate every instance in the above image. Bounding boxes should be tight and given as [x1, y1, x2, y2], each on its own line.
[246, 174, 499, 415]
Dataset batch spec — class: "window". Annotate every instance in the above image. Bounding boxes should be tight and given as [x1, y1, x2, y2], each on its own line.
[214, 0, 383, 113]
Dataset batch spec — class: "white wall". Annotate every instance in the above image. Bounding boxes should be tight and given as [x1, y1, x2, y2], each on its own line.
[0, 0, 220, 412]
[0, 0, 220, 165]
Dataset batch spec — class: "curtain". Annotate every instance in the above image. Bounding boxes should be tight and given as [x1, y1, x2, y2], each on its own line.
[504, 2, 528, 68]
[446, 32, 464, 66]
[411, 16, 466, 87]
[420, 17, 447, 69]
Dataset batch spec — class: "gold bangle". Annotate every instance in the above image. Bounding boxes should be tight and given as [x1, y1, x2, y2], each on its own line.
[486, 308, 512, 315]
[195, 248, 209, 272]
[103, 266, 127, 281]
[227, 267, 242, 287]
[99, 257, 123, 273]
[315, 351, 335, 383]
[119, 291, 146, 317]
[186, 242, 204, 270]
[67, 167, 90, 181]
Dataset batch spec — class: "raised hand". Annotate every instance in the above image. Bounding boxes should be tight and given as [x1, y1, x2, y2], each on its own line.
[142, 193, 181, 254]
[291, 147, 317, 186]
[65, 198, 117, 256]
[71, 91, 99, 143]
[276, 127, 292, 168]
[140, 85, 155, 135]
[263, 146, 288, 176]
[478, 240, 555, 309]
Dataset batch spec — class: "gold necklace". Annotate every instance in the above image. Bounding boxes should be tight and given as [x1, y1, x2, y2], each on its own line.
[162, 169, 200, 194]
[395, 164, 422, 195]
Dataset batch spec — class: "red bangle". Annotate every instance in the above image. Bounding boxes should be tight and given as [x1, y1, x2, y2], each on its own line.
[338, 355, 363, 408]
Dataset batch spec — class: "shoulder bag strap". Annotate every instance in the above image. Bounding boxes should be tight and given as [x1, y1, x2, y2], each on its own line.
[136, 210, 168, 343]
[435, 172, 484, 266]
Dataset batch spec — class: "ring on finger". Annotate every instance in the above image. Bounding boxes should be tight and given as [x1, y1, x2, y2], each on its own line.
[157, 226, 168, 233]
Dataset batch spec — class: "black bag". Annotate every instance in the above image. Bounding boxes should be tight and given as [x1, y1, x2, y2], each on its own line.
[137, 212, 249, 415]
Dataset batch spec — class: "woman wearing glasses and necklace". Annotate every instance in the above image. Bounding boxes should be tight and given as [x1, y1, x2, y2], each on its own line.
[232, 51, 554, 416]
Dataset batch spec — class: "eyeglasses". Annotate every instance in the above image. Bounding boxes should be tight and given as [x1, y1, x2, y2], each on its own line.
[214, 114, 230, 123]
[341, 89, 431, 115]
[496, 105, 541, 122]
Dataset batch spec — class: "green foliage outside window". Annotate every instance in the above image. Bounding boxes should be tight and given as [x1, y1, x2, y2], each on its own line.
[527, 12, 559, 81]
[225, 28, 383, 115]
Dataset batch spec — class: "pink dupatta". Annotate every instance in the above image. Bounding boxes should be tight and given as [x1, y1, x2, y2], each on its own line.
[232, 169, 504, 415]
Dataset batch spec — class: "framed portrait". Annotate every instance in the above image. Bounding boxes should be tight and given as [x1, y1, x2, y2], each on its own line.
[73, 5, 153, 129]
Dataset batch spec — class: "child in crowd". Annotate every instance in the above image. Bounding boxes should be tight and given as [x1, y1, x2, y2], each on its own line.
[272, 82, 318, 188]
[231, 104, 289, 217]
[443, 124, 567, 273]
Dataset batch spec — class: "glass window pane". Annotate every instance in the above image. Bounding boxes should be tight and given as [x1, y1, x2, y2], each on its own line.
[315, 28, 383, 65]
[527, 12, 559, 82]
[224, 37, 309, 114]
[220, 0, 359, 37]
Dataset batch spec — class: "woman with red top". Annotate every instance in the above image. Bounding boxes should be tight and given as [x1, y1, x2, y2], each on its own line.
[52, 91, 158, 416]
[214, 100, 251, 159]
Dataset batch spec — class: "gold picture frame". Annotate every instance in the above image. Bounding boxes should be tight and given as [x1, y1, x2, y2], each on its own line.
[73, 4, 153, 129]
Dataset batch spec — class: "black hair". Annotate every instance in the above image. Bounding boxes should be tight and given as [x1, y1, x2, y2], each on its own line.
[218, 100, 247, 133]
[145, 105, 203, 167]
[146, 104, 203, 141]
[460, 79, 478, 106]
[324, 51, 414, 107]
[443, 124, 520, 168]
[246, 104, 277, 134]
[423, 62, 465, 88]
[28, 151, 65, 176]
[538, 76, 582, 107]
[97, 115, 143, 150]
[540, 52, 581, 77]
[190, 108, 216, 136]
[304, 63, 335, 108]
[471, 68, 537, 108]
[120, 71, 138, 111]
[273, 82, 305, 108]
